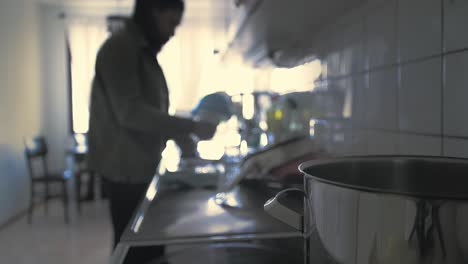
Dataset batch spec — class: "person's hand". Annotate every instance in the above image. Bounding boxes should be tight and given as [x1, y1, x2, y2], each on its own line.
[193, 121, 217, 140]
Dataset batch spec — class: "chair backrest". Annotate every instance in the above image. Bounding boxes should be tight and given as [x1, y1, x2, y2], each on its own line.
[24, 136, 49, 179]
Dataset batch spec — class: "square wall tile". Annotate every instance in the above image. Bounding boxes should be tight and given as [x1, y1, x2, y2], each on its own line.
[367, 130, 399, 155]
[337, 77, 353, 119]
[328, 129, 354, 156]
[320, 62, 328, 82]
[399, 58, 442, 134]
[322, 29, 343, 79]
[341, 45, 360, 76]
[444, 0, 468, 52]
[366, 0, 398, 69]
[351, 74, 367, 127]
[325, 51, 341, 79]
[366, 68, 398, 130]
[398, 0, 442, 62]
[350, 129, 368, 155]
[398, 134, 442, 155]
[313, 116, 350, 153]
[340, 21, 365, 75]
[444, 137, 468, 158]
[444, 51, 468, 137]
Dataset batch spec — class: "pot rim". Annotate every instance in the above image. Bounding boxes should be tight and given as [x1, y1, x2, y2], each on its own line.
[299, 155, 468, 201]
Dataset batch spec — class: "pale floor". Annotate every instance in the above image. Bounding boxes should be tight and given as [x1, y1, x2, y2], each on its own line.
[0, 199, 113, 264]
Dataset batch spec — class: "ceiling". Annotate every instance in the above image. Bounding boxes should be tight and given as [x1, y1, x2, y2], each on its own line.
[37, 0, 232, 19]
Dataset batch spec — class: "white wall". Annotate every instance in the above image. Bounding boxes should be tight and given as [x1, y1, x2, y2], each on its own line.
[0, 0, 70, 226]
[310, 0, 468, 158]
[38, 3, 70, 173]
[0, 0, 42, 225]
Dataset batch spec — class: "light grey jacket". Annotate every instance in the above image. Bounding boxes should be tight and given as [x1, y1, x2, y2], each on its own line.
[87, 21, 194, 184]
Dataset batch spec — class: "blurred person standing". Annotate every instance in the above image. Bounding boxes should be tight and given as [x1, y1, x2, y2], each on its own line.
[87, 0, 216, 262]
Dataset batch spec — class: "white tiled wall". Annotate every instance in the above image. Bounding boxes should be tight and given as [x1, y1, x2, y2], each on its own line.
[350, 74, 367, 127]
[314, 0, 468, 158]
[365, 0, 397, 69]
[366, 131, 399, 155]
[444, 52, 468, 137]
[398, 134, 442, 156]
[444, 0, 468, 52]
[444, 138, 468, 158]
[340, 21, 365, 75]
[398, 0, 441, 62]
[366, 69, 398, 130]
[399, 58, 441, 134]
[350, 130, 368, 155]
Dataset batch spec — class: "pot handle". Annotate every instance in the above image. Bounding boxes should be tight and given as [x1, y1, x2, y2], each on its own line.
[264, 188, 305, 231]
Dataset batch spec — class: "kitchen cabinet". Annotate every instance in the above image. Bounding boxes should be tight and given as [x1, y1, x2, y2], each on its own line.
[221, 0, 367, 68]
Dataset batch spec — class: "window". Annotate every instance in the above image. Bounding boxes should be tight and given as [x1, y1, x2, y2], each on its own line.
[67, 17, 108, 133]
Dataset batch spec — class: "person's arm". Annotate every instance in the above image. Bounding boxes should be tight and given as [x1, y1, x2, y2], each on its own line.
[96, 37, 194, 137]
[173, 134, 198, 158]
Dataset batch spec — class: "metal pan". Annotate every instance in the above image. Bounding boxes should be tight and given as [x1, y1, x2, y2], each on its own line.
[265, 156, 468, 264]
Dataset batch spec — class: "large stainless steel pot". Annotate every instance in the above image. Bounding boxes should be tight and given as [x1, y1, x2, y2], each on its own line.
[264, 156, 468, 264]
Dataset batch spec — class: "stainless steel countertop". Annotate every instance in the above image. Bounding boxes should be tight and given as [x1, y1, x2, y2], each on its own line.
[109, 168, 302, 264]
[121, 177, 301, 245]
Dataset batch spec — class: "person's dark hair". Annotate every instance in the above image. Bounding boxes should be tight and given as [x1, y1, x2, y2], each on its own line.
[132, 0, 184, 53]
[133, 0, 184, 18]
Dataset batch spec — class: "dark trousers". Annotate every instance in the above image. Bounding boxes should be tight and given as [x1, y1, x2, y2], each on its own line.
[106, 180, 165, 264]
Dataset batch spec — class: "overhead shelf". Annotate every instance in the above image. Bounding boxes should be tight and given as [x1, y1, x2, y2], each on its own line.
[221, 0, 367, 68]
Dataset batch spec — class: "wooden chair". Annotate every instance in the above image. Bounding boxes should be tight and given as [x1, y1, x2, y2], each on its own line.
[24, 136, 70, 224]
